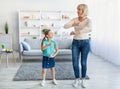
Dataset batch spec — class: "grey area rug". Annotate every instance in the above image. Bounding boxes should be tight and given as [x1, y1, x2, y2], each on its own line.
[13, 62, 89, 81]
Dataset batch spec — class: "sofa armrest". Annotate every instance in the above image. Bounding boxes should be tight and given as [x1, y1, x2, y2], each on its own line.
[19, 43, 23, 52]
[19, 43, 23, 63]
[69, 45, 72, 50]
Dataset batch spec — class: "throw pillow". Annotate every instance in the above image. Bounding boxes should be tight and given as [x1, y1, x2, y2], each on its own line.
[21, 41, 31, 51]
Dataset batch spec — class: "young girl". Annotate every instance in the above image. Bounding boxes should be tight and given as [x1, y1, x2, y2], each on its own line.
[41, 29, 59, 87]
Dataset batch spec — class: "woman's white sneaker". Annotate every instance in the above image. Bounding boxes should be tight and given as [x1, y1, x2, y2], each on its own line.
[72, 78, 79, 87]
[81, 79, 86, 88]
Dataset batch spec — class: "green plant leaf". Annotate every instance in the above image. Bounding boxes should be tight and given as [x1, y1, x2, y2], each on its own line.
[5, 22, 9, 34]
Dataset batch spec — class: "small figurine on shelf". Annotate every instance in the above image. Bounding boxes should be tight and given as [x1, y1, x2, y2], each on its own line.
[51, 23, 54, 27]
[32, 37, 37, 39]
[62, 15, 70, 20]
[32, 15, 36, 19]
[24, 21, 28, 27]
[28, 32, 30, 35]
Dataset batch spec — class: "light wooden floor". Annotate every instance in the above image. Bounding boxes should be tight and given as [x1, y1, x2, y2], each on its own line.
[0, 52, 120, 89]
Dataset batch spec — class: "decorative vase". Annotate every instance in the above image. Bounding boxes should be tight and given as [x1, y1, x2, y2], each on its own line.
[2, 49, 6, 51]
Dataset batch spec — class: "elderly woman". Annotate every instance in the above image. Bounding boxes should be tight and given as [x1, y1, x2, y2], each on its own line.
[64, 4, 92, 88]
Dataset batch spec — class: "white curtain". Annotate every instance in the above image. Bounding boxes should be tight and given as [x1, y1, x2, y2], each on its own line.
[88, 0, 120, 65]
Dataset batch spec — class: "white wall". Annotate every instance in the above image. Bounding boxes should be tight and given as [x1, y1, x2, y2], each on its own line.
[118, 0, 120, 66]
[0, 0, 87, 50]
[1, 0, 120, 65]
[88, 0, 120, 65]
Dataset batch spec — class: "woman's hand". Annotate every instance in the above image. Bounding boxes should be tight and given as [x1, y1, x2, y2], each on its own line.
[70, 31, 76, 35]
[70, 31, 80, 35]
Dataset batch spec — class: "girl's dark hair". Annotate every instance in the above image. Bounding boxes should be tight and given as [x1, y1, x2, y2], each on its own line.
[41, 29, 51, 47]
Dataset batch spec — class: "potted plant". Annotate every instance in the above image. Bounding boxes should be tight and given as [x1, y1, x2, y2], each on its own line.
[5, 22, 9, 34]
[1, 43, 6, 51]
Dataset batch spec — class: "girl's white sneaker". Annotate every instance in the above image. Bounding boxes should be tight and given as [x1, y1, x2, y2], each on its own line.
[41, 80, 45, 87]
[52, 79, 58, 85]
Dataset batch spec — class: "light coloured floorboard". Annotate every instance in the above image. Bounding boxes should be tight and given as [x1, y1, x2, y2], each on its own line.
[0, 52, 120, 89]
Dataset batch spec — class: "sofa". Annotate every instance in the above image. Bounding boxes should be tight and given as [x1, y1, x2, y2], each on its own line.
[19, 38, 73, 62]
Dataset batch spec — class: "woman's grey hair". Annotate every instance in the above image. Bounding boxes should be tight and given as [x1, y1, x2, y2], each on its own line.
[77, 4, 88, 16]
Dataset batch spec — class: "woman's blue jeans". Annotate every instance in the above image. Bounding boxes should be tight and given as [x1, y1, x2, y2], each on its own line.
[72, 39, 90, 78]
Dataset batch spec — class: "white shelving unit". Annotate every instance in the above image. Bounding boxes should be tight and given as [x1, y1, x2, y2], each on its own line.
[19, 10, 76, 43]
[19, 10, 41, 43]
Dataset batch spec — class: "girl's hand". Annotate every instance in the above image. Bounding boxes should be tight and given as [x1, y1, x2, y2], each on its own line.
[48, 41, 52, 46]
[49, 55, 55, 58]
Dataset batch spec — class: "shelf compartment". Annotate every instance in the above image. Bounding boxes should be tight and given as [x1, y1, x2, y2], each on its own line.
[21, 27, 40, 29]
